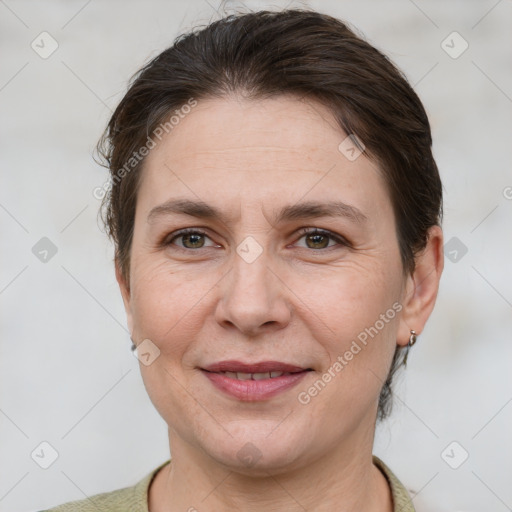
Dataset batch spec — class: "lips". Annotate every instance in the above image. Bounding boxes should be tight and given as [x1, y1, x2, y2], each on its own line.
[200, 360, 313, 401]
[202, 360, 310, 374]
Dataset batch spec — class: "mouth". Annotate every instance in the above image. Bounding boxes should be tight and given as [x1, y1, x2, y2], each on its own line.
[200, 360, 313, 401]
[204, 370, 303, 380]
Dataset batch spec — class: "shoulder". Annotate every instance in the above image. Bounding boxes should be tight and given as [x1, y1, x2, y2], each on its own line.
[372, 455, 416, 512]
[42, 485, 139, 512]
[41, 460, 171, 512]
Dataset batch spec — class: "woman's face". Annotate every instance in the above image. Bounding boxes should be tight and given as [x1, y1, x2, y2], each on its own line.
[119, 95, 416, 472]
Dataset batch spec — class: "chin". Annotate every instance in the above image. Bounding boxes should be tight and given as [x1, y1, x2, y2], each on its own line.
[203, 425, 312, 476]
[216, 448, 304, 477]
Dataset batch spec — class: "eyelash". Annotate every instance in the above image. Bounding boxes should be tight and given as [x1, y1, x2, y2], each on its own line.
[164, 227, 349, 251]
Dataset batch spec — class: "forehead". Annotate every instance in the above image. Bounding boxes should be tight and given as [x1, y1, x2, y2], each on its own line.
[137, 95, 391, 224]
[147, 94, 351, 166]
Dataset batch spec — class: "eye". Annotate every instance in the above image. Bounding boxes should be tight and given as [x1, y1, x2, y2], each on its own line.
[163, 227, 349, 252]
[294, 228, 348, 250]
[165, 228, 219, 250]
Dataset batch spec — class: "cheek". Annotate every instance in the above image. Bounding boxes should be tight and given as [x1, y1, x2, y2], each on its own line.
[294, 261, 401, 399]
[297, 260, 399, 339]
[128, 259, 211, 425]
[129, 256, 221, 359]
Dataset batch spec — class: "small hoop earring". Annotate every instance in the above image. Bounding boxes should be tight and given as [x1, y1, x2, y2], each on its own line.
[408, 330, 417, 347]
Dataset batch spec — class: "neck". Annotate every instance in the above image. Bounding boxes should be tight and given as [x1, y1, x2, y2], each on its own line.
[149, 422, 392, 512]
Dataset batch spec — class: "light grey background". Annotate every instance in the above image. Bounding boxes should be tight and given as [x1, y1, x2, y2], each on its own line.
[1, 1, 511, 511]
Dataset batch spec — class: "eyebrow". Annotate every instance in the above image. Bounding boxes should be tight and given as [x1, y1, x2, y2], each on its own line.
[147, 198, 368, 225]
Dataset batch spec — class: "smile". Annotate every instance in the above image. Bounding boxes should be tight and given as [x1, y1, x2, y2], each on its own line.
[212, 371, 293, 380]
[201, 366, 312, 401]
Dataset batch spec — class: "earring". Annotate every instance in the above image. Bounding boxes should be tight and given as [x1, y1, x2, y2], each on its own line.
[403, 330, 417, 366]
[130, 337, 136, 352]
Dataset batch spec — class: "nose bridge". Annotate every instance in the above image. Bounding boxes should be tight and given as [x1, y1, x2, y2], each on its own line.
[230, 238, 274, 306]
[217, 236, 290, 333]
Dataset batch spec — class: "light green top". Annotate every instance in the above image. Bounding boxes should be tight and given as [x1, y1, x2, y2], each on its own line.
[43, 455, 415, 511]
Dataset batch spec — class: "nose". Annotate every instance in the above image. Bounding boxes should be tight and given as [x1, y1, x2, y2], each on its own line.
[215, 245, 292, 337]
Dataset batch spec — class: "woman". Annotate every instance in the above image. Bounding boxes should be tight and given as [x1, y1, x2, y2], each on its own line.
[46, 8, 443, 512]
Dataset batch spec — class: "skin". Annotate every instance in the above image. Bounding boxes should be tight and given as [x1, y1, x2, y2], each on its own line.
[116, 94, 444, 511]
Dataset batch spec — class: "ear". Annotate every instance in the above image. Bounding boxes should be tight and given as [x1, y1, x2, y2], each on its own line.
[115, 259, 134, 337]
[397, 225, 444, 347]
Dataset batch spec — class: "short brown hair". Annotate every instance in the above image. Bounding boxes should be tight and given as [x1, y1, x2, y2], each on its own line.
[96, 9, 443, 421]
